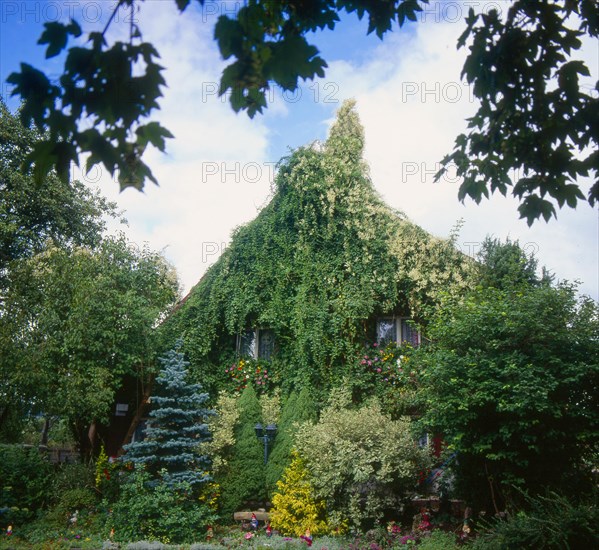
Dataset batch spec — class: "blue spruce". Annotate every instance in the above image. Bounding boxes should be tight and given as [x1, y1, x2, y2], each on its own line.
[123, 343, 213, 488]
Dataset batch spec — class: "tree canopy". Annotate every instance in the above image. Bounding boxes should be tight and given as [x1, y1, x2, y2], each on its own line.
[416, 241, 599, 510]
[0, 101, 116, 290]
[7, 0, 597, 222]
[0, 235, 179, 449]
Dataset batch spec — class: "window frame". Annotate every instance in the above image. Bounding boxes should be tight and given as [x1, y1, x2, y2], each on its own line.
[237, 328, 275, 360]
[375, 316, 421, 347]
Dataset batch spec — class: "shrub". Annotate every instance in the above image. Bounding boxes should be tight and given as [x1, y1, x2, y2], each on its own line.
[108, 466, 216, 544]
[270, 451, 338, 536]
[468, 492, 599, 549]
[0, 444, 53, 523]
[296, 396, 431, 530]
[219, 386, 265, 515]
[267, 388, 317, 496]
[418, 529, 460, 550]
[417, 282, 599, 510]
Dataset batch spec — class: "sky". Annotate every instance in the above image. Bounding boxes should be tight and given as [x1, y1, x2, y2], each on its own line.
[1, 0, 598, 300]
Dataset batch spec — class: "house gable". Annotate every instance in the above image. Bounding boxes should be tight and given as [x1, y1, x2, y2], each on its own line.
[161, 100, 472, 395]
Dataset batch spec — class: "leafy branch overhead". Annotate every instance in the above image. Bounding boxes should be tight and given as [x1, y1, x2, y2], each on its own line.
[8, 0, 598, 223]
[436, 0, 598, 224]
[6, 0, 429, 191]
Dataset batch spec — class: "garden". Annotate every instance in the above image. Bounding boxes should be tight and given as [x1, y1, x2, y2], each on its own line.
[1, 102, 598, 549]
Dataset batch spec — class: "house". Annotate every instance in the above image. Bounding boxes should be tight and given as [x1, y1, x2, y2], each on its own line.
[159, 100, 471, 399]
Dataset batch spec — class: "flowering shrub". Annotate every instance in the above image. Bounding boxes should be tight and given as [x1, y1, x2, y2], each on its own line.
[350, 341, 422, 416]
[225, 359, 274, 393]
[358, 341, 417, 386]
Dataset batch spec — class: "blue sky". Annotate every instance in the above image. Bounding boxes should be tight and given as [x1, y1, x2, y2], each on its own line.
[1, 0, 598, 299]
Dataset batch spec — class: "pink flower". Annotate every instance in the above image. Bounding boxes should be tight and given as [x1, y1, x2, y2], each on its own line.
[376, 368, 382, 373]
[373, 342, 378, 347]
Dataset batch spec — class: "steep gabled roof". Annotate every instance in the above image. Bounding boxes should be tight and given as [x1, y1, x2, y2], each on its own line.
[162, 101, 472, 391]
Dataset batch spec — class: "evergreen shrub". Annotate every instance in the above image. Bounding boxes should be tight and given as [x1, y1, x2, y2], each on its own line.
[109, 467, 215, 544]
[219, 386, 265, 515]
[296, 395, 431, 530]
[270, 451, 337, 536]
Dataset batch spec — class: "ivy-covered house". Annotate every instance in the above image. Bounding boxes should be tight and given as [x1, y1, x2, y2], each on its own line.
[160, 100, 472, 399]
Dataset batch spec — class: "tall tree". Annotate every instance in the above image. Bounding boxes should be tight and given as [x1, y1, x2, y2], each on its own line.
[122, 344, 213, 488]
[0, 101, 116, 290]
[417, 280, 599, 511]
[8, 1, 597, 223]
[476, 237, 548, 290]
[0, 234, 179, 452]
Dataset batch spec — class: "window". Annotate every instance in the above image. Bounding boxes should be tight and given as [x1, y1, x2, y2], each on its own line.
[238, 329, 256, 358]
[376, 318, 397, 347]
[376, 317, 420, 347]
[237, 328, 275, 360]
[400, 318, 421, 347]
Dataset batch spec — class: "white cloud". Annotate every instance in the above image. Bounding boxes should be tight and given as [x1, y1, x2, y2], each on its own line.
[324, 10, 598, 299]
[78, 1, 597, 300]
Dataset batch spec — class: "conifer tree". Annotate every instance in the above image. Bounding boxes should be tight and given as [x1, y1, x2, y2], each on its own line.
[219, 385, 265, 515]
[270, 451, 333, 537]
[266, 387, 317, 496]
[122, 343, 213, 488]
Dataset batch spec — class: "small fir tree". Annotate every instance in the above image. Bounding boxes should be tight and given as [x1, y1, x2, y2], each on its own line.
[219, 385, 265, 515]
[270, 451, 336, 537]
[266, 387, 317, 495]
[123, 343, 213, 488]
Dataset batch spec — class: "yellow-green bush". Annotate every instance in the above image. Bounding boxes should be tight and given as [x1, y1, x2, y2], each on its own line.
[270, 451, 344, 537]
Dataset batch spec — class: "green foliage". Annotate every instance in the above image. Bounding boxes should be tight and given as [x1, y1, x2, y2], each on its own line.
[296, 398, 431, 530]
[200, 391, 239, 476]
[108, 466, 215, 544]
[259, 389, 281, 426]
[348, 341, 421, 417]
[266, 388, 317, 496]
[476, 237, 547, 290]
[9, 1, 429, 189]
[417, 529, 459, 550]
[270, 451, 338, 537]
[469, 492, 599, 550]
[0, 445, 53, 524]
[0, 100, 117, 282]
[163, 101, 470, 398]
[219, 386, 266, 515]
[437, 0, 598, 224]
[122, 344, 213, 488]
[417, 282, 599, 509]
[12, 2, 596, 221]
[0, 234, 179, 450]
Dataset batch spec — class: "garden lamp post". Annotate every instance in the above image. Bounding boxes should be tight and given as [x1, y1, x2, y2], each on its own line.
[255, 423, 277, 464]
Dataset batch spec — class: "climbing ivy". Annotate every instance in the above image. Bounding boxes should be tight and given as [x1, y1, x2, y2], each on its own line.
[161, 100, 472, 397]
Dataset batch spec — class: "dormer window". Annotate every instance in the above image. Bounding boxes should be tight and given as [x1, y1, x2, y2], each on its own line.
[376, 317, 420, 347]
[237, 328, 275, 360]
